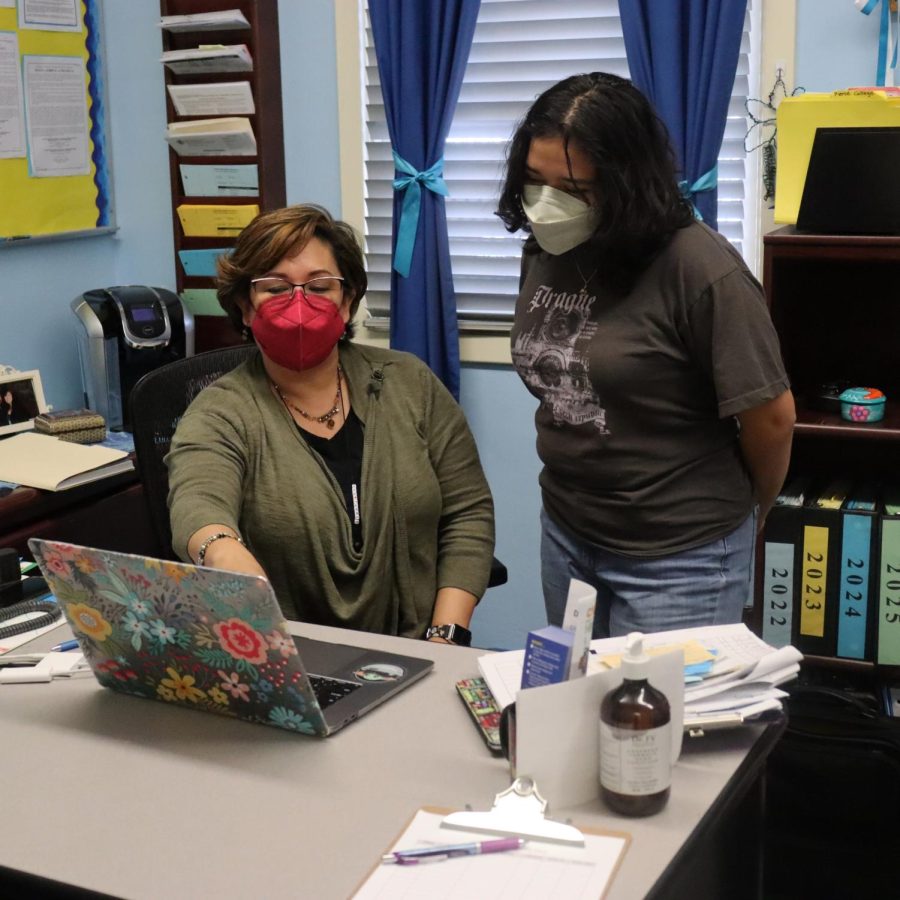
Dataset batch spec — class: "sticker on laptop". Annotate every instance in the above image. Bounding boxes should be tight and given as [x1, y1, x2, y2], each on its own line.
[353, 663, 405, 683]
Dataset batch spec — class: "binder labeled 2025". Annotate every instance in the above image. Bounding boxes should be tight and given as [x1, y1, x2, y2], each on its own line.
[876, 495, 900, 665]
[797, 505, 841, 657]
[836, 494, 879, 661]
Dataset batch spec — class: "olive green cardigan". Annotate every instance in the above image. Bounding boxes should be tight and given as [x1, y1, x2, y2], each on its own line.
[166, 343, 495, 637]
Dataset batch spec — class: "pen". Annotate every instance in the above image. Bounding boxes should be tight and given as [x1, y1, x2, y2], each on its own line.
[382, 837, 524, 865]
[50, 639, 80, 652]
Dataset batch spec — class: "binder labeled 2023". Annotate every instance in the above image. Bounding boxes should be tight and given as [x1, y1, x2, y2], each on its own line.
[797, 507, 841, 657]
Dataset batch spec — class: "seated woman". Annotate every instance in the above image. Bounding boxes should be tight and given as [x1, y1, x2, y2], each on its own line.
[166, 204, 495, 645]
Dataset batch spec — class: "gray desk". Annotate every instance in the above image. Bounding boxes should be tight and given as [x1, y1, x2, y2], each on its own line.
[1, 623, 781, 899]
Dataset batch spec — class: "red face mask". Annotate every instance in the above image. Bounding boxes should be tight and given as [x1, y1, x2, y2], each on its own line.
[250, 288, 346, 371]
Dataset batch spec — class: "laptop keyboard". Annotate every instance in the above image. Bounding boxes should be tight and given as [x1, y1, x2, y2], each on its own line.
[308, 674, 362, 710]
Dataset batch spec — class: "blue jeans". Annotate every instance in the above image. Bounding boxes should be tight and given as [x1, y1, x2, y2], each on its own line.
[540, 508, 756, 639]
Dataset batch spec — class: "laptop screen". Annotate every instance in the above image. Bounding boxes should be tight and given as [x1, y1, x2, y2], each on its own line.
[795, 126, 900, 236]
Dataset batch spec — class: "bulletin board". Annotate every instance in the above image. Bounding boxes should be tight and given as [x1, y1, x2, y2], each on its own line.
[0, 0, 114, 242]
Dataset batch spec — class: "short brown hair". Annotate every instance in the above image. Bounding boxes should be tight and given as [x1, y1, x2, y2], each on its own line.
[216, 204, 367, 336]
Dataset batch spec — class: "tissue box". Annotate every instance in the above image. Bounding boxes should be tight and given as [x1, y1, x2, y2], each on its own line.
[839, 387, 885, 424]
[33, 408, 107, 444]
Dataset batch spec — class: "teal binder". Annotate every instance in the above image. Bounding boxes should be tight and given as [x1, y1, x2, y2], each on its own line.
[836, 502, 878, 661]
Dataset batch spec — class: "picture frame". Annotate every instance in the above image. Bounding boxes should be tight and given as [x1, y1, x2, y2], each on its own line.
[0, 369, 49, 437]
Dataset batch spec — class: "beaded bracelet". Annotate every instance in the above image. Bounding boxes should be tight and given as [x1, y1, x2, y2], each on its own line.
[196, 532, 245, 566]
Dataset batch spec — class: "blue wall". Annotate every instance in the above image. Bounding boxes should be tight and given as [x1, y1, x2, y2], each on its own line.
[796, 0, 883, 91]
[0, 0, 883, 650]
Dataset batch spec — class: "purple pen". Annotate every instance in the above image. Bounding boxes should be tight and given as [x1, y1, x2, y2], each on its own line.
[382, 837, 524, 865]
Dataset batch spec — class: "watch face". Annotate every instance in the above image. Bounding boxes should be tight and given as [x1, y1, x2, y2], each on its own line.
[427, 624, 472, 646]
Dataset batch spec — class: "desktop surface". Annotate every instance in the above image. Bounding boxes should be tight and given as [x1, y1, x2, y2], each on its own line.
[0, 622, 781, 899]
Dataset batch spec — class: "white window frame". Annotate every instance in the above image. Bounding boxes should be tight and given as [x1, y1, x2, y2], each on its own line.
[335, 1, 796, 365]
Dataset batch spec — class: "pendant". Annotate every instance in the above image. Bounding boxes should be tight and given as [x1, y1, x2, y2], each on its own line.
[326, 418, 335, 429]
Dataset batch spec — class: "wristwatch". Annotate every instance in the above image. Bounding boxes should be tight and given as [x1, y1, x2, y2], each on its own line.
[425, 623, 472, 647]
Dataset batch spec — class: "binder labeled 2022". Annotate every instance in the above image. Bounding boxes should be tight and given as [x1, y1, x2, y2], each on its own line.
[796, 506, 841, 657]
[761, 504, 802, 649]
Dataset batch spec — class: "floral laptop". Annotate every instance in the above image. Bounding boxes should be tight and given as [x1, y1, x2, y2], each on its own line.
[28, 538, 433, 736]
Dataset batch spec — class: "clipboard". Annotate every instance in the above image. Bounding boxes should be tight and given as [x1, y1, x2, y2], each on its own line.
[351, 778, 631, 899]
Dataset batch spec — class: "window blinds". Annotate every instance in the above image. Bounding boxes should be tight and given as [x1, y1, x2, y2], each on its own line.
[362, 0, 757, 328]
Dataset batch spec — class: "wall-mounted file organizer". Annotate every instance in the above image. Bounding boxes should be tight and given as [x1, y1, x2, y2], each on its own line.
[159, 0, 285, 353]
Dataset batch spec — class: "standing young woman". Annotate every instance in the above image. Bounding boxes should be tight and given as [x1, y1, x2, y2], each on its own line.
[497, 73, 795, 639]
[166, 205, 495, 645]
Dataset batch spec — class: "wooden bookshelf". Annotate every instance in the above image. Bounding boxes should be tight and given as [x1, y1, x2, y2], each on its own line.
[756, 226, 900, 672]
[159, 0, 285, 352]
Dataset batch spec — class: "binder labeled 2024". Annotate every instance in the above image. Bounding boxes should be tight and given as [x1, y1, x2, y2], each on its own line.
[836, 492, 879, 661]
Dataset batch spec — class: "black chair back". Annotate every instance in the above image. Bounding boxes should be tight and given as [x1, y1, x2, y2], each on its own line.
[129, 345, 257, 559]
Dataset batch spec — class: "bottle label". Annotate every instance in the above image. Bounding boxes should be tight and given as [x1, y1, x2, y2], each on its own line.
[599, 721, 671, 795]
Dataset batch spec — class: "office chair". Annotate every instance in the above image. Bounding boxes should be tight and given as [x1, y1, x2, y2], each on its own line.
[129, 346, 507, 587]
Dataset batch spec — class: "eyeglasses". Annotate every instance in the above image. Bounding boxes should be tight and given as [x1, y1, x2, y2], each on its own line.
[249, 276, 345, 303]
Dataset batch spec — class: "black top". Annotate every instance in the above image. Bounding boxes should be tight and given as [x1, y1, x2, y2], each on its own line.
[300, 408, 364, 551]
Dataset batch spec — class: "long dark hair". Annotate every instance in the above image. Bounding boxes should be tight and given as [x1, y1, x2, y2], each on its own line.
[496, 72, 693, 294]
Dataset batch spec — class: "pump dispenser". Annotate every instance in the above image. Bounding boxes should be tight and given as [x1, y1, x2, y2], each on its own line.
[599, 632, 672, 816]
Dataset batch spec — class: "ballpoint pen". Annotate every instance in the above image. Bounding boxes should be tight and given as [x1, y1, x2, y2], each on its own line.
[50, 639, 81, 652]
[382, 837, 524, 865]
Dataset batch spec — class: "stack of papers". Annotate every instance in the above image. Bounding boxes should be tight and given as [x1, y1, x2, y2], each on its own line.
[165, 117, 256, 156]
[478, 623, 802, 730]
[161, 44, 253, 75]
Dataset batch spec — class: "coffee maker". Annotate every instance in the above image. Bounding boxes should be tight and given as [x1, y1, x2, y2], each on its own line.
[72, 286, 194, 431]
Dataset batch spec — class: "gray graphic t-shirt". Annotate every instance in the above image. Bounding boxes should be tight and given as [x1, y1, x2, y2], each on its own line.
[511, 221, 789, 556]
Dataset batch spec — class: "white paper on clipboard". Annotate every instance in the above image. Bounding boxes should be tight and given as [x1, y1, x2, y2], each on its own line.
[352, 808, 630, 900]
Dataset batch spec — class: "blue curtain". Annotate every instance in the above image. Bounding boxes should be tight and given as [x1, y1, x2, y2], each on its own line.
[619, 0, 747, 229]
[369, 0, 481, 400]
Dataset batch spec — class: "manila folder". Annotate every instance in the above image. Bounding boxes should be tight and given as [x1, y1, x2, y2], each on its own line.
[0, 432, 132, 491]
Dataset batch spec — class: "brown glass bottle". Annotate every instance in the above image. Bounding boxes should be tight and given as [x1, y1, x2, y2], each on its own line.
[599, 634, 671, 816]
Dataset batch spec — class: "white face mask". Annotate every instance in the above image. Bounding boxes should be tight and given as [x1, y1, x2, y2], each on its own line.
[522, 184, 599, 255]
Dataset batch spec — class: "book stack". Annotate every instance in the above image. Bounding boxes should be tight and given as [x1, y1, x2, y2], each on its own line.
[477, 623, 801, 731]
[761, 476, 900, 664]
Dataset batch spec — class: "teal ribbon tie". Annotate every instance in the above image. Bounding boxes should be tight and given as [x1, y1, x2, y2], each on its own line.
[859, 0, 897, 86]
[391, 151, 449, 278]
[678, 165, 718, 220]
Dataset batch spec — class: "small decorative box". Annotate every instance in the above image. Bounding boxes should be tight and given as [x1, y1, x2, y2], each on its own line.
[33, 408, 107, 444]
[838, 387, 886, 424]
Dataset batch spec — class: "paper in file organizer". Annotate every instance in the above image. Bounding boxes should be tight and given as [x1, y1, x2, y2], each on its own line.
[165, 117, 256, 157]
[177, 203, 259, 237]
[161, 44, 252, 75]
[159, 10, 250, 32]
[478, 623, 801, 729]
[167, 81, 255, 117]
[180, 163, 258, 197]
